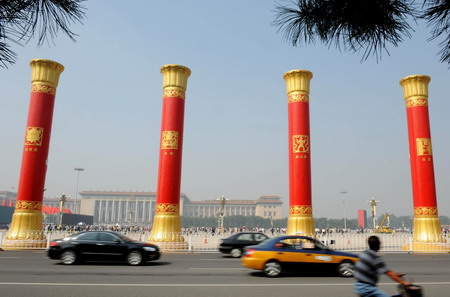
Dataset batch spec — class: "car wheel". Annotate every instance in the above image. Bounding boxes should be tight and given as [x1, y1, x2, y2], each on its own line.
[230, 248, 242, 258]
[337, 260, 355, 277]
[127, 251, 143, 266]
[60, 250, 77, 265]
[264, 260, 282, 277]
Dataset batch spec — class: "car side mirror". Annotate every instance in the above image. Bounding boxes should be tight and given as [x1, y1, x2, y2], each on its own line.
[114, 239, 121, 244]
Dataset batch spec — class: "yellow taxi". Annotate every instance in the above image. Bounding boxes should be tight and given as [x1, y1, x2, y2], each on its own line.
[241, 235, 359, 277]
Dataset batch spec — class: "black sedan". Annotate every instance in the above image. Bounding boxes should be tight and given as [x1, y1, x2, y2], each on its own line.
[47, 231, 160, 265]
[219, 232, 269, 258]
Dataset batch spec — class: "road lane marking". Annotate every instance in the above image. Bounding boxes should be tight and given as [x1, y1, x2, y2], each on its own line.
[0, 282, 449, 287]
[188, 268, 246, 270]
[198, 259, 239, 261]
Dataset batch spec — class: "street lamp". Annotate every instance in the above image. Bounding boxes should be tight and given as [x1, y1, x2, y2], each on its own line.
[74, 167, 84, 214]
[128, 209, 134, 224]
[340, 191, 348, 230]
[367, 197, 380, 231]
[57, 193, 69, 226]
[216, 195, 229, 234]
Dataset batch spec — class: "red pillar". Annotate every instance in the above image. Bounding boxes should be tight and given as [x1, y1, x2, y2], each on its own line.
[400, 75, 444, 244]
[283, 69, 315, 235]
[148, 64, 191, 244]
[2, 59, 64, 249]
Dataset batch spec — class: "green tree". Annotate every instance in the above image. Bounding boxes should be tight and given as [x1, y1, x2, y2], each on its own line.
[273, 0, 450, 65]
[0, 0, 86, 68]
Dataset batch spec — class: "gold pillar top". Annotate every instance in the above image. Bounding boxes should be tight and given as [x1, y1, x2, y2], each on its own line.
[400, 75, 431, 100]
[160, 64, 191, 91]
[283, 69, 313, 95]
[30, 59, 64, 88]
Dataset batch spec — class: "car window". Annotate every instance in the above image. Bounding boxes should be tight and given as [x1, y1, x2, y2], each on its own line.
[301, 239, 316, 250]
[76, 233, 98, 241]
[254, 234, 268, 242]
[279, 238, 316, 250]
[279, 239, 301, 250]
[115, 233, 133, 242]
[98, 233, 118, 242]
[236, 233, 253, 241]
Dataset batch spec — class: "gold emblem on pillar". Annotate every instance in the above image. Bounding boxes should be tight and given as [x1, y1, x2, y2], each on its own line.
[161, 131, 179, 150]
[416, 138, 432, 156]
[25, 127, 44, 146]
[292, 135, 309, 153]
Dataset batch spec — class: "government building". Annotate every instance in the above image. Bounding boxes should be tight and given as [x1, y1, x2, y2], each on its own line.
[2, 190, 283, 225]
[77, 191, 283, 225]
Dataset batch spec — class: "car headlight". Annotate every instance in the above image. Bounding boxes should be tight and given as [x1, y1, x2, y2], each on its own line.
[143, 246, 156, 252]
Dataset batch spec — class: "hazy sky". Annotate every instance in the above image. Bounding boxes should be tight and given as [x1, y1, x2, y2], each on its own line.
[1, 1, 449, 219]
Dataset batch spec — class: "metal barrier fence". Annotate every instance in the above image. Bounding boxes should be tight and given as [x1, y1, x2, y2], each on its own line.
[1, 230, 449, 253]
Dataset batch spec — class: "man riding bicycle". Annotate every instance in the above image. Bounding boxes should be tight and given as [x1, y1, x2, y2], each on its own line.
[354, 236, 410, 297]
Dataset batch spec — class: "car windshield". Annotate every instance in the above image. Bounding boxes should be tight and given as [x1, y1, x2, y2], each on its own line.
[259, 236, 330, 250]
[313, 239, 329, 250]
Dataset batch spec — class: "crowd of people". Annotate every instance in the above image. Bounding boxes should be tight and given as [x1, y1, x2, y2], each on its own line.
[39, 224, 286, 235]
[1, 224, 447, 237]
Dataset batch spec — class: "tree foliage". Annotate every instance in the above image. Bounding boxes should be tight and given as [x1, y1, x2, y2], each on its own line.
[273, 0, 450, 65]
[0, 0, 86, 68]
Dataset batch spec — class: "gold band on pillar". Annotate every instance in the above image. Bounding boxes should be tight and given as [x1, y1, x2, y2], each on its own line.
[287, 205, 315, 236]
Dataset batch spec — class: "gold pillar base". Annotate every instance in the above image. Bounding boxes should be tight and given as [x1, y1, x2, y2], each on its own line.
[2, 210, 46, 250]
[402, 242, 450, 253]
[287, 214, 315, 236]
[412, 215, 444, 242]
[147, 212, 185, 243]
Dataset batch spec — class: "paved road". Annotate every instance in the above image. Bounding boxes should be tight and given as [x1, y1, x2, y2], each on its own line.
[0, 250, 449, 297]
